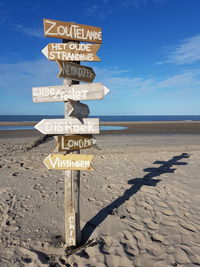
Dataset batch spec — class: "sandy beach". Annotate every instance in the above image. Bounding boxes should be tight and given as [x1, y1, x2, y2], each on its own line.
[0, 122, 200, 266]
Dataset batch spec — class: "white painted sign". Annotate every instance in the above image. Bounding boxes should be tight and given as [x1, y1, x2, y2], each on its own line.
[34, 118, 99, 134]
[32, 83, 110, 102]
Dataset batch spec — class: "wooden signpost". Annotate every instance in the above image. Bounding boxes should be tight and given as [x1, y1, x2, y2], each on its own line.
[42, 43, 101, 61]
[33, 18, 109, 247]
[32, 82, 110, 102]
[54, 135, 97, 152]
[57, 61, 96, 82]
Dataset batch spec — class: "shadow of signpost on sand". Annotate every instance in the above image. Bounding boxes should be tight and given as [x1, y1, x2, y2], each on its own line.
[81, 152, 190, 244]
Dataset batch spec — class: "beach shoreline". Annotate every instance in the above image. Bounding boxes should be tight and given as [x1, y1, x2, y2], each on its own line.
[0, 120, 200, 138]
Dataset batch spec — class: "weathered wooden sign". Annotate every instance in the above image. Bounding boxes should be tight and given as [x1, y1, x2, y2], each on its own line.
[43, 153, 94, 171]
[42, 43, 101, 61]
[57, 61, 96, 82]
[54, 134, 97, 152]
[67, 100, 90, 119]
[34, 118, 99, 135]
[43, 19, 102, 43]
[32, 83, 110, 102]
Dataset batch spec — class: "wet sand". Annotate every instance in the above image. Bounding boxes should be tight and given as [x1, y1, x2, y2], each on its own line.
[0, 120, 200, 138]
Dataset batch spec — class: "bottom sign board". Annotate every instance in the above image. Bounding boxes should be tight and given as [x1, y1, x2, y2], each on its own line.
[43, 153, 94, 171]
[66, 212, 76, 246]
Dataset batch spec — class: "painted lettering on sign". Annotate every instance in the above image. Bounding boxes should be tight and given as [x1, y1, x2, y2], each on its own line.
[42, 43, 100, 61]
[68, 215, 76, 246]
[49, 157, 90, 169]
[35, 118, 99, 135]
[55, 135, 97, 152]
[57, 61, 95, 82]
[65, 213, 76, 246]
[32, 86, 88, 101]
[32, 83, 110, 102]
[44, 19, 102, 43]
[43, 154, 94, 171]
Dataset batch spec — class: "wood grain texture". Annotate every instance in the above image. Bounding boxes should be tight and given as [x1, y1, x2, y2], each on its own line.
[34, 118, 99, 134]
[57, 61, 96, 82]
[43, 153, 94, 171]
[32, 83, 110, 102]
[42, 42, 101, 61]
[67, 100, 90, 119]
[54, 134, 96, 152]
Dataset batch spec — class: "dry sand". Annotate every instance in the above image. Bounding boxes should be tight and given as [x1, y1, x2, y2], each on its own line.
[0, 129, 200, 266]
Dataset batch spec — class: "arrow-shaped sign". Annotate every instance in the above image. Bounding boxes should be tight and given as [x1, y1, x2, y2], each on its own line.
[57, 61, 96, 83]
[42, 42, 101, 61]
[34, 118, 99, 135]
[54, 134, 97, 152]
[43, 153, 94, 171]
[67, 100, 90, 119]
[43, 19, 102, 44]
[32, 83, 110, 102]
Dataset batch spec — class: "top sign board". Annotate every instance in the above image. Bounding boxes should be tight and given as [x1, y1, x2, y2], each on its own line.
[43, 19, 102, 44]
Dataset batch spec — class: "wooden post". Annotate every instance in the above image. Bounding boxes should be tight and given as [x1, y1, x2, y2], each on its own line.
[34, 19, 104, 248]
[63, 39, 81, 246]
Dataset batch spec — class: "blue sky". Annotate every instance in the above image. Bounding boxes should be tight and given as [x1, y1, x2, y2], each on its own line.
[0, 0, 200, 115]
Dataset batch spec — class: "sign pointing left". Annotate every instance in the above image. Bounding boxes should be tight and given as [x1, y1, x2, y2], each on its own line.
[44, 153, 94, 171]
[34, 118, 99, 135]
[41, 43, 101, 61]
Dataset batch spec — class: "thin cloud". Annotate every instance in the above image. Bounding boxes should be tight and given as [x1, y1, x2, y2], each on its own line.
[84, 5, 99, 16]
[1, 59, 199, 101]
[15, 24, 43, 38]
[84, 0, 168, 19]
[95, 67, 200, 97]
[0, 59, 61, 94]
[158, 34, 200, 65]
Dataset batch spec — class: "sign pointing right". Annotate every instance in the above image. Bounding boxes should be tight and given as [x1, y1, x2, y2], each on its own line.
[54, 135, 97, 152]
[32, 83, 110, 102]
